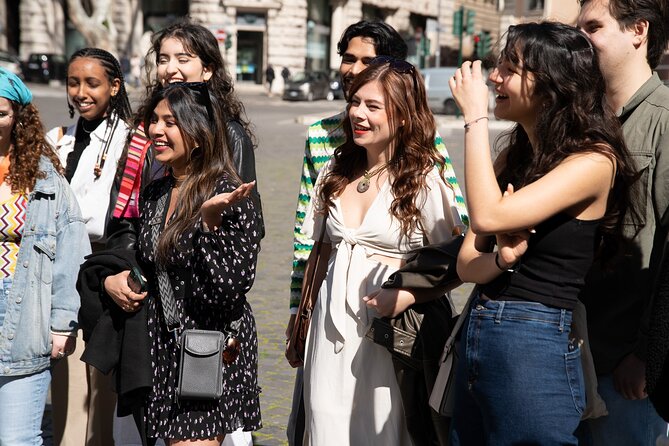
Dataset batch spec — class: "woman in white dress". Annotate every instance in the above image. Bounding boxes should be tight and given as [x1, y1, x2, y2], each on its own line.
[301, 57, 464, 445]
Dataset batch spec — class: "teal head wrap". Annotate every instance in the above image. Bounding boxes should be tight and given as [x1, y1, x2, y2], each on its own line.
[0, 67, 32, 106]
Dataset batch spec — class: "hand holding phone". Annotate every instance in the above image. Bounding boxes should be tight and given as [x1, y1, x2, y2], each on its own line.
[127, 267, 147, 294]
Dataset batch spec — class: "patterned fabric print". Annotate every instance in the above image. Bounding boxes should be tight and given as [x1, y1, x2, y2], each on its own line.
[137, 176, 262, 440]
[0, 194, 27, 278]
[289, 112, 470, 309]
[113, 124, 150, 219]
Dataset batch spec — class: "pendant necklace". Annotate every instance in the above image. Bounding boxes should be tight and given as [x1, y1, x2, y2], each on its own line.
[356, 163, 388, 193]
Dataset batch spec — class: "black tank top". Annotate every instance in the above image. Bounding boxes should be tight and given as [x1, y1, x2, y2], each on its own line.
[481, 213, 601, 310]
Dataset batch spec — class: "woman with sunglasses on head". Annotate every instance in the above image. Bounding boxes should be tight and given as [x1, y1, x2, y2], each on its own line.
[0, 68, 90, 444]
[301, 59, 464, 445]
[106, 18, 262, 252]
[45, 47, 132, 446]
[129, 82, 261, 445]
[449, 22, 637, 445]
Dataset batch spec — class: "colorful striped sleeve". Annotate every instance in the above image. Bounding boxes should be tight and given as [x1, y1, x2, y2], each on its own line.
[289, 112, 346, 311]
[434, 132, 469, 226]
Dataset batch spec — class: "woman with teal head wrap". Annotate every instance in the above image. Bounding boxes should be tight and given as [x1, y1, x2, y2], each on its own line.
[0, 67, 33, 105]
[0, 66, 91, 444]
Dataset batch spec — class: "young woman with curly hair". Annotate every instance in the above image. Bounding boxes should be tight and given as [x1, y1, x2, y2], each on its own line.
[450, 22, 637, 445]
[300, 59, 464, 445]
[0, 68, 90, 444]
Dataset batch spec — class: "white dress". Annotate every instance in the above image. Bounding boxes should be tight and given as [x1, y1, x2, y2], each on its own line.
[302, 165, 463, 446]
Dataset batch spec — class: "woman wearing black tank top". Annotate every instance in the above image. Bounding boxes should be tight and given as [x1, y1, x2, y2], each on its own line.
[447, 22, 637, 445]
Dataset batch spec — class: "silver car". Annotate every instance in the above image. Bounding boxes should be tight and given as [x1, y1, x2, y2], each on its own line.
[283, 71, 332, 101]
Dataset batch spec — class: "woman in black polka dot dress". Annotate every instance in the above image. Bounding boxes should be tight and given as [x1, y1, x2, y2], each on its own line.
[136, 82, 262, 443]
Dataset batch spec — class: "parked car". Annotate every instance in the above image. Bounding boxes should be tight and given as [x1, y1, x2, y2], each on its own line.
[283, 71, 332, 101]
[329, 69, 344, 100]
[421, 67, 459, 115]
[23, 53, 67, 83]
[0, 51, 23, 79]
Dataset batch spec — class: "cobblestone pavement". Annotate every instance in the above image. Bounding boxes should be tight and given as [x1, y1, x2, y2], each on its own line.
[32, 82, 503, 445]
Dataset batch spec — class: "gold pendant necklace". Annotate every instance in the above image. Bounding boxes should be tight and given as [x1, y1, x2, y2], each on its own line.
[356, 163, 388, 193]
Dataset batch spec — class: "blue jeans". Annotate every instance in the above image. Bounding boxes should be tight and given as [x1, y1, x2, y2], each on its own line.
[0, 368, 51, 445]
[450, 298, 585, 446]
[576, 374, 667, 445]
[0, 276, 51, 445]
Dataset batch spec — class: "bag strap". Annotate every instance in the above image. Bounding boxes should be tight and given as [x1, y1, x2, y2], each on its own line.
[438, 285, 478, 363]
[151, 191, 183, 335]
[151, 188, 247, 340]
[311, 212, 328, 262]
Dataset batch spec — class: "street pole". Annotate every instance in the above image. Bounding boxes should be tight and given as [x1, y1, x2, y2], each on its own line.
[435, 0, 441, 67]
[457, 6, 464, 66]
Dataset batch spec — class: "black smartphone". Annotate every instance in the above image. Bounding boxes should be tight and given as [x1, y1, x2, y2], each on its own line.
[127, 267, 147, 294]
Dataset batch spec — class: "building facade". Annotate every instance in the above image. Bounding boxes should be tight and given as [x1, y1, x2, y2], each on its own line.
[3, 0, 610, 90]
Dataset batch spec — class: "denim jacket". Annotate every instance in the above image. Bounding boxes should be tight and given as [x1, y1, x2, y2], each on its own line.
[0, 157, 91, 376]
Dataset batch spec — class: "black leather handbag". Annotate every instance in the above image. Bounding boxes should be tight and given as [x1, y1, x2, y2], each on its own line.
[365, 296, 454, 369]
[177, 329, 225, 400]
[365, 234, 464, 368]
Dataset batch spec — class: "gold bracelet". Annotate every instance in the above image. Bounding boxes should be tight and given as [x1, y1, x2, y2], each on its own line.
[464, 116, 489, 129]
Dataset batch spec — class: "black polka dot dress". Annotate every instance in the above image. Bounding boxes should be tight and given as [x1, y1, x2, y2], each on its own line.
[137, 175, 262, 440]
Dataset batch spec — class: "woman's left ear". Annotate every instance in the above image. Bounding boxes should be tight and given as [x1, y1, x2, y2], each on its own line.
[400, 119, 406, 127]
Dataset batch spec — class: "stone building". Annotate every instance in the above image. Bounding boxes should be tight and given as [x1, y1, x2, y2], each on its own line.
[3, 0, 506, 89]
[500, 0, 579, 35]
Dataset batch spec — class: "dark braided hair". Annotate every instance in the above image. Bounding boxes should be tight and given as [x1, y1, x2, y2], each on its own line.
[66, 48, 132, 121]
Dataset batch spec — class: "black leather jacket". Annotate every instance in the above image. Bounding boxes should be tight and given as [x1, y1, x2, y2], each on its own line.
[105, 120, 264, 250]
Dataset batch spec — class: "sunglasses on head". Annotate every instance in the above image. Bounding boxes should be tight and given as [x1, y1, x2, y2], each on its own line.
[163, 81, 214, 121]
[369, 56, 419, 94]
[369, 56, 416, 74]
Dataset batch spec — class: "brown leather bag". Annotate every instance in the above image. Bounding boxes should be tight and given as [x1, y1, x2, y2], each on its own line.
[286, 215, 330, 368]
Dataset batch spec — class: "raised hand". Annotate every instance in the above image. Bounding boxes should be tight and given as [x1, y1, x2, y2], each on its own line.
[200, 181, 255, 231]
[449, 60, 490, 121]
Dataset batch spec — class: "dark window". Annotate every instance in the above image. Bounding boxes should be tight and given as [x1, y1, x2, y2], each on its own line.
[529, 0, 545, 10]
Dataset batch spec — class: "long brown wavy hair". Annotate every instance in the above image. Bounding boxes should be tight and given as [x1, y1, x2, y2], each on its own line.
[143, 84, 241, 264]
[495, 22, 639, 261]
[7, 102, 63, 192]
[318, 61, 446, 237]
